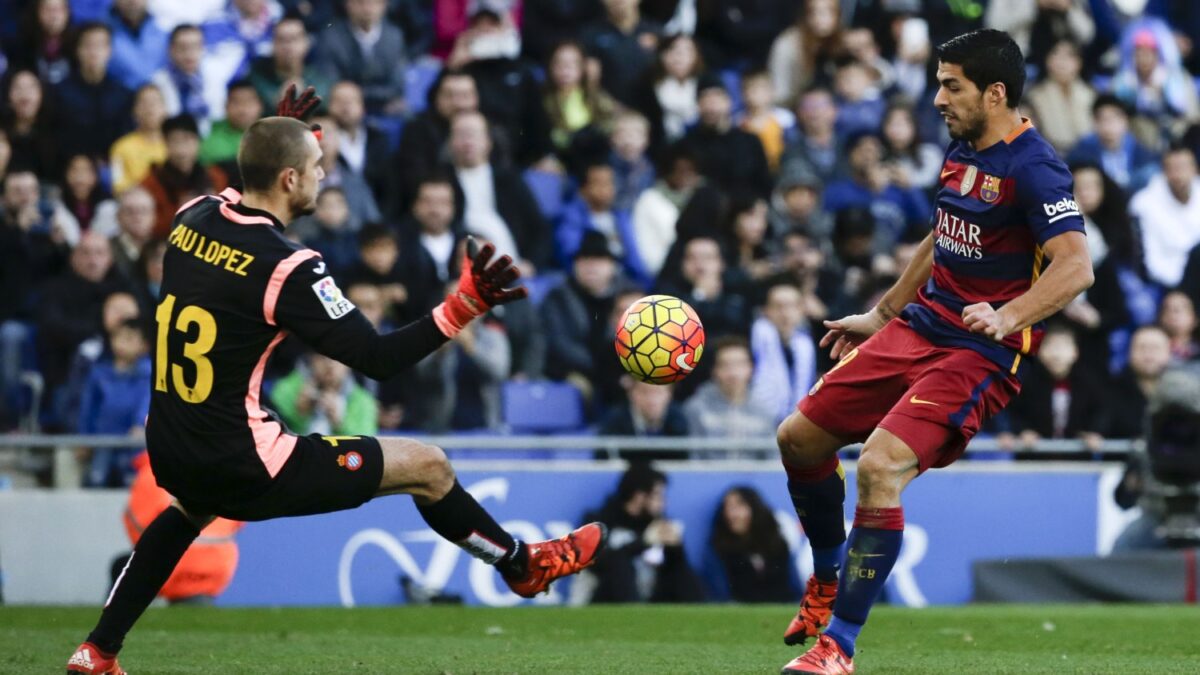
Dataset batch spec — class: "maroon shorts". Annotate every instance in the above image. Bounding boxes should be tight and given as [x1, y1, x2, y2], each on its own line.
[798, 319, 1020, 473]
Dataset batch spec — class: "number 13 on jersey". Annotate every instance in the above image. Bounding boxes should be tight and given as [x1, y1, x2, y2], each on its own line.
[155, 293, 218, 403]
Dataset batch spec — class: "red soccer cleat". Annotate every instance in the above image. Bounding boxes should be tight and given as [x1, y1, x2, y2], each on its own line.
[784, 576, 839, 645]
[504, 522, 608, 598]
[781, 634, 855, 674]
[66, 642, 126, 675]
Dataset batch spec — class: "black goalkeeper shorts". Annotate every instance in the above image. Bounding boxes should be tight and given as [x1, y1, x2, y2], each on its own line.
[173, 434, 384, 522]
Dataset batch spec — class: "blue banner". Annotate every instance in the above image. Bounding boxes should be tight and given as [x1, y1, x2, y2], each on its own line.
[219, 465, 1101, 607]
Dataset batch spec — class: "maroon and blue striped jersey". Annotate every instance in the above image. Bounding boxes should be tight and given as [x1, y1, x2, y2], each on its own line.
[900, 120, 1085, 378]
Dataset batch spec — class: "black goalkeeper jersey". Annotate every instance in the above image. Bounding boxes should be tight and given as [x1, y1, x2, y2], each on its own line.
[146, 188, 447, 504]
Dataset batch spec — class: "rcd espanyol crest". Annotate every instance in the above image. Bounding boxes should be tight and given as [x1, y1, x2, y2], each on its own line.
[960, 165, 978, 196]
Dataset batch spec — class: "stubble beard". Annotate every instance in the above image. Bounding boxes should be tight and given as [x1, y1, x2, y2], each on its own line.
[949, 107, 988, 144]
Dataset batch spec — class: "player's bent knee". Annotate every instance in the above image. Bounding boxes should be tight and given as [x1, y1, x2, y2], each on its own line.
[855, 447, 908, 501]
[777, 411, 840, 467]
[413, 443, 455, 497]
[378, 439, 456, 501]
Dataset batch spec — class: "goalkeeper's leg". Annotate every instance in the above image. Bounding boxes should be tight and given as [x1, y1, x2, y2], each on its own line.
[69, 503, 210, 671]
[378, 438, 606, 597]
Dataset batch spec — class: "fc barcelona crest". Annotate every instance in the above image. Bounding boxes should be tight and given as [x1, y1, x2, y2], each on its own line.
[960, 165, 978, 196]
[980, 174, 1001, 202]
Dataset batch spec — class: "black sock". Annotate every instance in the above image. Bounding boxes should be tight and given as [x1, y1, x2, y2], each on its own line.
[784, 457, 848, 581]
[416, 481, 525, 577]
[87, 507, 200, 654]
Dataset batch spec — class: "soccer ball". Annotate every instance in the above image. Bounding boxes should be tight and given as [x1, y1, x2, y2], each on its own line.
[614, 294, 705, 384]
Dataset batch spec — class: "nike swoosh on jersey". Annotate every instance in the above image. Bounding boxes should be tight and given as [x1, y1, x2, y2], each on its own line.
[312, 261, 326, 274]
[940, 168, 955, 181]
[909, 395, 939, 406]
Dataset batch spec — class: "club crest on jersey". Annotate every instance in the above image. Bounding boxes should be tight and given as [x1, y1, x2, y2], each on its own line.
[960, 165, 978, 196]
[311, 276, 355, 319]
[337, 451, 363, 471]
[979, 174, 1001, 203]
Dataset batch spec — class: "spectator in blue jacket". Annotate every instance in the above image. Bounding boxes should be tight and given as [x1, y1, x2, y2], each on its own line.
[556, 162, 650, 287]
[202, 0, 282, 83]
[53, 22, 134, 161]
[1067, 94, 1159, 192]
[823, 131, 930, 249]
[300, 187, 361, 277]
[106, 0, 168, 89]
[608, 110, 655, 213]
[79, 317, 151, 488]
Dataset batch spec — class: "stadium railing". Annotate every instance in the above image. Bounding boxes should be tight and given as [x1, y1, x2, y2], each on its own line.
[0, 434, 1143, 489]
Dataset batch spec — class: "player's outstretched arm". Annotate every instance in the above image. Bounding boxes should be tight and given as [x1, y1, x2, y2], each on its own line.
[821, 233, 934, 360]
[272, 238, 527, 381]
[962, 231, 1093, 341]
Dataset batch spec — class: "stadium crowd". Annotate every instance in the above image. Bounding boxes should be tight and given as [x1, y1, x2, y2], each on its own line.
[1, 0, 1200, 487]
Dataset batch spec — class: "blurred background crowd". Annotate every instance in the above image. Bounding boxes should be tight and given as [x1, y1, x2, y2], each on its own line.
[2, 0, 1200, 489]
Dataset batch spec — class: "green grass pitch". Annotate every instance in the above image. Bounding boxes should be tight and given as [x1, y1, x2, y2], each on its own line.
[7, 604, 1199, 673]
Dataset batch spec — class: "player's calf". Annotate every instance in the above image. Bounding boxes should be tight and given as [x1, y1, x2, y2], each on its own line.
[777, 411, 847, 609]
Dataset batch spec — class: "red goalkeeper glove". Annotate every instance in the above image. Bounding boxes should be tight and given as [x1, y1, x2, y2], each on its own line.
[432, 237, 528, 337]
[276, 83, 321, 120]
[276, 83, 324, 139]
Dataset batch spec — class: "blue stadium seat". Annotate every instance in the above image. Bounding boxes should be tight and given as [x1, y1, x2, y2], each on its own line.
[502, 381, 584, 433]
[523, 169, 568, 223]
[405, 60, 443, 115]
[523, 271, 567, 306]
[720, 69, 744, 115]
[368, 115, 405, 153]
[1091, 74, 1113, 92]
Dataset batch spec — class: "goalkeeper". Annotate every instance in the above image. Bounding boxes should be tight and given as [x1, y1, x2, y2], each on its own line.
[67, 87, 608, 675]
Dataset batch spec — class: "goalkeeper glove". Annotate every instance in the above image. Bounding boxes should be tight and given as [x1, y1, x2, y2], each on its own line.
[276, 83, 324, 139]
[432, 236, 528, 337]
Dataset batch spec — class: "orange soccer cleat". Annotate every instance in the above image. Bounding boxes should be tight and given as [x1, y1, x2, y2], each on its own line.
[781, 634, 855, 674]
[784, 576, 839, 646]
[504, 522, 608, 598]
[66, 642, 126, 675]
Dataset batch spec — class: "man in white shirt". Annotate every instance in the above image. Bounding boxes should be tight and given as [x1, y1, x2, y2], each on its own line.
[447, 111, 549, 272]
[748, 282, 816, 423]
[1132, 144, 1200, 287]
[328, 80, 391, 199]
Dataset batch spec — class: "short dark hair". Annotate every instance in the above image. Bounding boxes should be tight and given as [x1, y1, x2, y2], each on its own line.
[237, 116, 313, 192]
[579, 161, 613, 185]
[935, 29, 1026, 108]
[740, 69, 770, 88]
[162, 113, 200, 137]
[658, 141, 696, 175]
[75, 20, 112, 43]
[425, 67, 476, 111]
[1092, 93, 1130, 118]
[1164, 141, 1195, 162]
[169, 24, 202, 45]
[226, 78, 256, 96]
[833, 206, 876, 241]
[616, 462, 666, 503]
[357, 223, 396, 249]
[712, 335, 751, 359]
[415, 171, 455, 195]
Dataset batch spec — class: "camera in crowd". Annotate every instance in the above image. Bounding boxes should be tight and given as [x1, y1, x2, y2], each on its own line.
[1143, 366, 1200, 546]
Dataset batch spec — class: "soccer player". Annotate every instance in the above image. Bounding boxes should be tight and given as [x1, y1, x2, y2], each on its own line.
[66, 88, 607, 675]
[777, 31, 1093, 674]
